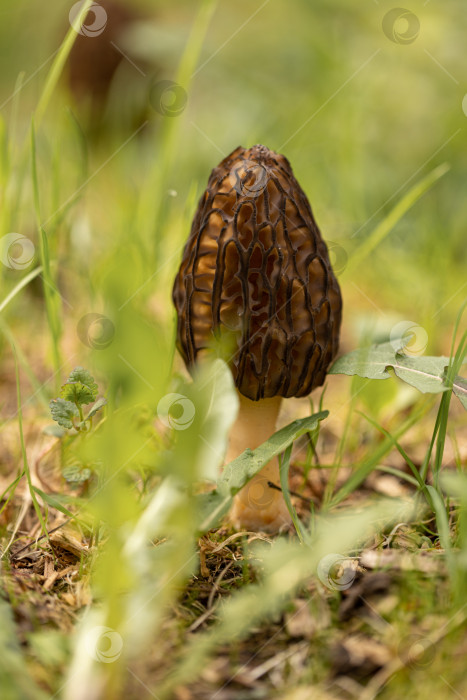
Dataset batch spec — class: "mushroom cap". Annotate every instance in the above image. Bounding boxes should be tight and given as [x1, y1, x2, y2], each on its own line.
[172, 145, 342, 401]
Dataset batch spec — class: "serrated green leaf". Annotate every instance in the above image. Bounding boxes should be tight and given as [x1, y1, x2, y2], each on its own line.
[63, 464, 92, 484]
[67, 366, 97, 389]
[65, 367, 98, 401]
[329, 342, 466, 402]
[50, 398, 79, 429]
[60, 381, 96, 406]
[85, 397, 107, 420]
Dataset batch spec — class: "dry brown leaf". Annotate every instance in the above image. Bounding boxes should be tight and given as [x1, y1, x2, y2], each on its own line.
[331, 635, 391, 677]
[49, 529, 88, 557]
[360, 549, 445, 573]
[285, 598, 330, 639]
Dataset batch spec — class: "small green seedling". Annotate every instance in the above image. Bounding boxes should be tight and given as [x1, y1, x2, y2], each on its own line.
[49, 366, 106, 433]
[46, 367, 106, 488]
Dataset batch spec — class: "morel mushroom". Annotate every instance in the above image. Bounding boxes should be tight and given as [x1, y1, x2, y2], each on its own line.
[173, 145, 342, 532]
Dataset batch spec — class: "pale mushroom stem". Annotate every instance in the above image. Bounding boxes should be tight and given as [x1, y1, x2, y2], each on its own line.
[224, 390, 292, 532]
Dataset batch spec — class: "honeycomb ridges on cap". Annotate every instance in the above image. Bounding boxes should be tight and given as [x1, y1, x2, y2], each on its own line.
[173, 145, 342, 401]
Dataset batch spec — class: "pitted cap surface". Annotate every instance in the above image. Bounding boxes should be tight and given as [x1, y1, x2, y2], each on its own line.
[173, 145, 342, 401]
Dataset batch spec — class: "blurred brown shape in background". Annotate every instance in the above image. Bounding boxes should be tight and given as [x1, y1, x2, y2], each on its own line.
[66, 0, 155, 135]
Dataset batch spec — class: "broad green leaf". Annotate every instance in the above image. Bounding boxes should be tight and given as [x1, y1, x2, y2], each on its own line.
[219, 411, 328, 492]
[196, 489, 232, 533]
[198, 411, 329, 532]
[330, 342, 466, 406]
[50, 398, 79, 429]
[65, 367, 98, 401]
[85, 397, 107, 420]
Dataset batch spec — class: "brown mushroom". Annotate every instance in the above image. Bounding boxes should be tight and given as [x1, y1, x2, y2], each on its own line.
[173, 145, 342, 532]
[66, 0, 152, 134]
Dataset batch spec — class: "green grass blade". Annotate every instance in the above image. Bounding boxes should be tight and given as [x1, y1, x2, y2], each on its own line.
[0, 265, 43, 314]
[356, 410, 426, 490]
[32, 486, 75, 519]
[431, 316, 467, 486]
[432, 391, 452, 489]
[346, 163, 450, 273]
[136, 0, 218, 265]
[0, 471, 25, 522]
[426, 485, 455, 574]
[374, 465, 420, 487]
[30, 118, 62, 381]
[279, 444, 309, 544]
[448, 299, 467, 366]
[0, 73, 24, 237]
[35, 0, 94, 126]
[330, 400, 431, 507]
[324, 374, 361, 506]
[0, 319, 49, 411]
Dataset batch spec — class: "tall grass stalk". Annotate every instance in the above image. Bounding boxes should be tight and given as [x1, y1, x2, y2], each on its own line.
[420, 302, 467, 488]
[30, 119, 62, 386]
[136, 0, 218, 267]
[330, 399, 432, 507]
[34, 0, 94, 127]
[0, 265, 43, 315]
[0, 73, 24, 240]
[345, 163, 450, 274]
[323, 374, 362, 507]
[0, 319, 49, 412]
